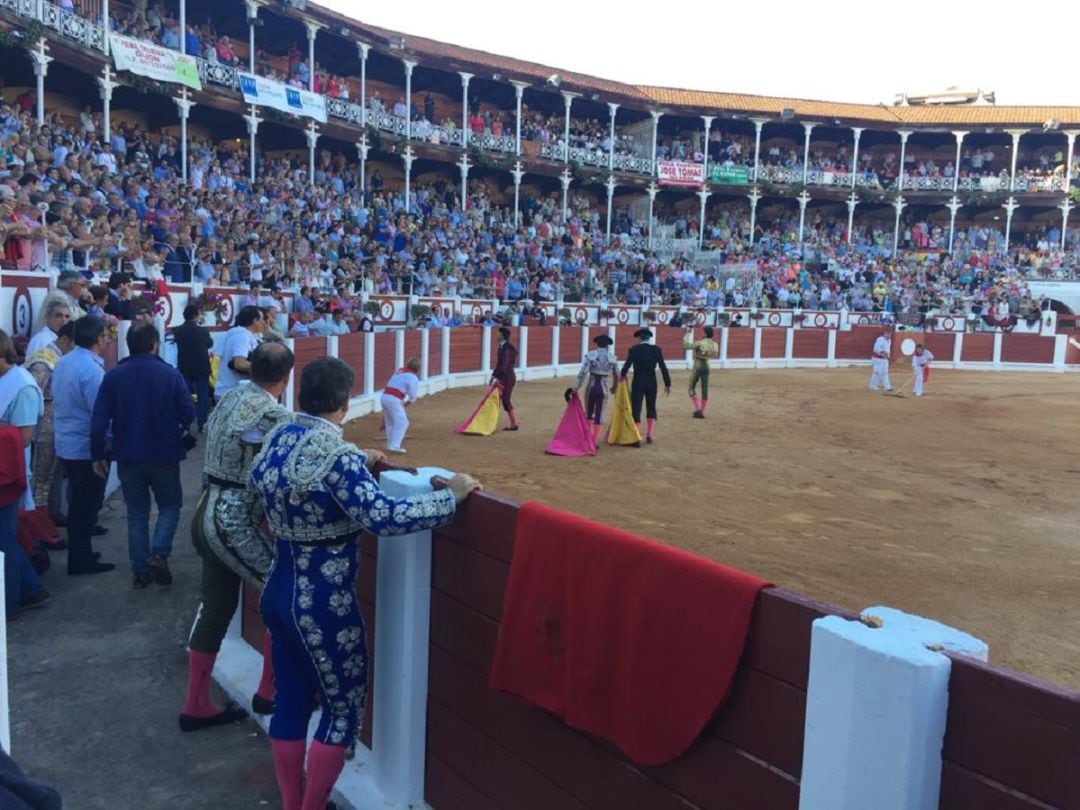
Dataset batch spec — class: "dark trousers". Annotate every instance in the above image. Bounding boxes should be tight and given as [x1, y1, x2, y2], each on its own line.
[188, 490, 241, 655]
[630, 377, 658, 422]
[61, 459, 105, 570]
[185, 374, 211, 430]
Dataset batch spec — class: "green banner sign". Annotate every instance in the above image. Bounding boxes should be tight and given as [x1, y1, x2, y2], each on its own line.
[710, 165, 750, 185]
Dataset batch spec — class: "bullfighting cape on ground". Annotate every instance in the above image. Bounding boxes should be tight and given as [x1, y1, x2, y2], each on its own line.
[546, 392, 597, 457]
[457, 384, 503, 436]
[605, 380, 642, 446]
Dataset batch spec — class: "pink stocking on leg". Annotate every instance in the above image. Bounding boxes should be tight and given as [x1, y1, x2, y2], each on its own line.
[182, 650, 224, 718]
[271, 739, 306, 810]
[301, 740, 346, 810]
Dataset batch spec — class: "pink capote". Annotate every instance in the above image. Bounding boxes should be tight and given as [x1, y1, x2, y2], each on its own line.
[545, 392, 597, 457]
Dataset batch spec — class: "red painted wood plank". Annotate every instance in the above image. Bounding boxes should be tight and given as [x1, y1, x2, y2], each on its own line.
[759, 328, 786, 359]
[960, 333, 994, 362]
[726, 329, 754, 359]
[1000, 333, 1055, 364]
[427, 699, 593, 810]
[939, 762, 1055, 810]
[373, 330, 396, 386]
[337, 333, 366, 397]
[922, 332, 956, 361]
[654, 327, 686, 361]
[429, 645, 703, 810]
[942, 656, 1080, 807]
[425, 751, 503, 810]
[428, 328, 444, 375]
[404, 329, 422, 365]
[792, 329, 827, 359]
[291, 336, 330, 409]
[528, 327, 554, 367]
[450, 328, 484, 374]
[834, 328, 877, 360]
[560, 327, 585, 364]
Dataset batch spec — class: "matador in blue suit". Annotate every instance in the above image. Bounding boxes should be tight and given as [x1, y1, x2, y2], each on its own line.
[251, 356, 481, 810]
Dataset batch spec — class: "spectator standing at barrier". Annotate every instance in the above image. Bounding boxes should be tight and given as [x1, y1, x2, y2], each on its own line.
[380, 356, 420, 454]
[26, 300, 71, 359]
[181, 342, 294, 732]
[683, 325, 719, 419]
[912, 343, 933, 397]
[491, 326, 519, 431]
[32, 271, 87, 336]
[173, 305, 214, 433]
[620, 328, 671, 445]
[251, 357, 481, 810]
[573, 334, 618, 444]
[52, 316, 114, 576]
[215, 306, 265, 398]
[91, 322, 195, 588]
[869, 325, 893, 392]
[0, 329, 49, 619]
[26, 320, 74, 524]
[105, 272, 136, 320]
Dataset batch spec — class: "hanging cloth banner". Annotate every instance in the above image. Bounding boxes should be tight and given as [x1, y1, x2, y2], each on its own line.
[239, 72, 328, 124]
[111, 35, 202, 91]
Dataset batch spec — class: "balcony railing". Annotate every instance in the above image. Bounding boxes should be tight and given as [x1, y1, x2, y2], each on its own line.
[2, 0, 1075, 196]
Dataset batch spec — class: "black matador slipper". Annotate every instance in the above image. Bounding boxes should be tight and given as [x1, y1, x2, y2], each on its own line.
[178, 701, 249, 732]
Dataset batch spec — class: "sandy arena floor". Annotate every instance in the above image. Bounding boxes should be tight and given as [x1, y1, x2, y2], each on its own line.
[345, 367, 1080, 690]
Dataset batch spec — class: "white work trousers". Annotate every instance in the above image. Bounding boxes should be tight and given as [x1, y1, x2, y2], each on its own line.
[869, 358, 891, 391]
[913, 367, 925, 396]
[380, 393, 409, 450]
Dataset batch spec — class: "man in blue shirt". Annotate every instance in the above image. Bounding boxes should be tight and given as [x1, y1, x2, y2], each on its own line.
[52, 316, 114, 576]
[92, 323, 194, 589]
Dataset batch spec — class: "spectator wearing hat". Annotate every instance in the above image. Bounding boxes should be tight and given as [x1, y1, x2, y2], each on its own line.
[105, 272, 136, 320]
[620, 328, 671, 444]
[173, 305, 213, 432]
[491, 326, 519, 431]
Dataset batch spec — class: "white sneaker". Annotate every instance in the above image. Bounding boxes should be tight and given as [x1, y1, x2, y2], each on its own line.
[386, 447, 408, 454]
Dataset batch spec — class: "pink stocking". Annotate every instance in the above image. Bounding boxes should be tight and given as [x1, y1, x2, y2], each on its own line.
[301, 740, 346, 810]
[271, 739, 306, 810]
[182, 650, 224, 718]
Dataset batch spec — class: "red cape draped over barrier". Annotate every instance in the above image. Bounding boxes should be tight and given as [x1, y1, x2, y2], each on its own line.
[545, 392, 597, 457]
[489, 501, 771, 765]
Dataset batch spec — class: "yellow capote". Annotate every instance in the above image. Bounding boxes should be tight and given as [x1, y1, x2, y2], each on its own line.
[457, 385, 502, 436]
[208, 355, 220, 389]
[605, 380, 642, 446]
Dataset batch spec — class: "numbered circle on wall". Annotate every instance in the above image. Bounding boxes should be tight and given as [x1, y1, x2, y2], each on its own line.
[14, 292, 30, 337]
[814, 313, 827, 327]
[616, 309, 630, 324]
[154, 294, 173, 324]
[857, 315, 870, 326]
[218, 295, 234, 325]
[942, 317, 955, 331]
[768, 312, 782, 326]
[380, 301, 395, 320]
[694, 311, 707, 325]
[574, 307, 588, 323]
[656, 310, 670, 324]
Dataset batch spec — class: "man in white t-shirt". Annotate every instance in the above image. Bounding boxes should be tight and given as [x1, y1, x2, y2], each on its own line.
[911, 344, 933, 397]
[380, 357, 420, 454]
[869, 326, 893, 392]
[215, 305, 265, 397]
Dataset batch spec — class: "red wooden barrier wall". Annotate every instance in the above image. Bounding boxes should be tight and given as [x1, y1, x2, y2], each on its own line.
[727, 328, 754, 359]
[527, 327, 553, 367]
[373, 331, 396, 387]
[428, 329, 443, 376]
[960, 333, 994, 363]
[921, 332, 956, 361]
[291, 337, 329, 409]
[337, 333, 366, 398]
[792, 329, 828, 359]
[1000, 333, 1055, 364]
[653, 326, 686, 361]
[449, 329, 483, 374]
[834, 327, 877, 360]
[560, 327, 584, 365]
[760, 327, 786, 359]
[404, 330, 422, 367]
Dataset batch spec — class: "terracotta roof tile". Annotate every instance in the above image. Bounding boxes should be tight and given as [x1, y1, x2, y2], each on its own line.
[309, 4, 1080, 129]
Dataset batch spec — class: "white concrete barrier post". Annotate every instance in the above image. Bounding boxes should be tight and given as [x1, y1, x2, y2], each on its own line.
[1053, 334, 1067, 370]
[0, 550, 8, 754]
[282, 338, 296, 409]
[579, 327, 589, 362]
[419, 329, 430, 379]
[992, 331, 1003, 370]
[799, 607, 988, 810]
[363, 333, 376, 396]
[720, 326, 730, 368]
[327, 334, 339, 360]
[753, 327, 762, 367]
[480, 326, 492, 375]
[784, 327, 795, 367]
[952, 332, 963, 367]
[518, 326, 528, 372]
[117, 319, 132, 361]
[551, 326, 561, 368]
[440, 328, 450, 378]
[371, 466, 455, 806]
[394, 329, 405, 369]
[826, 329, 837, 368]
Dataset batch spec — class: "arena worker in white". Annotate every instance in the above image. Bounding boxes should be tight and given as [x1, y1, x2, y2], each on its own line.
[868, 325, 893, 392]
[380, 356, 421, 454]
[911, 343, 934, 397]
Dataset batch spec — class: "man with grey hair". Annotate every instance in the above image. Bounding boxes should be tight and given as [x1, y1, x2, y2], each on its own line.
[26, 299, 71, 358]
[33, 270, 87, 335]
